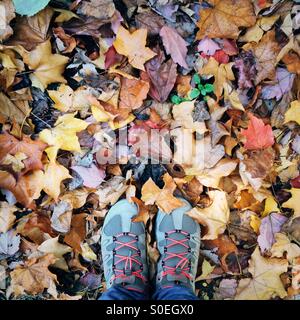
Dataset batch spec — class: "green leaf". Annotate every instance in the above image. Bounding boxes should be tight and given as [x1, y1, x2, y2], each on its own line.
[13, 0, 51, 16]
[171, 95, 182, 105]
[204, 83, 214, 93]
[192, 74, 201, 85]
[189, 88, 200, 100]
[201, 89, 207, 96]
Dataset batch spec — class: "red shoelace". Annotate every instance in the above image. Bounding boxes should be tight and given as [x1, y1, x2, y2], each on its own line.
[161, 230, 192, 280]
[112, 232, 147, 285]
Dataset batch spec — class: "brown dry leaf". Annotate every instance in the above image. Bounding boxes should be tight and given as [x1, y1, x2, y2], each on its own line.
[64, 213, 87, 253]
[17, 212, 55, 245]
[0, 0, 15, 41]
[0, 131, 47, 176]
[119, 77, 150, 110]
[203, 234, 238, 271]
[113, 26, 156, 71]
[0, 92, 31, 125]
[234, 189, 263, 213]
[235, 247, 288, 300]
[199, 57, 235, 98]
[38, 236, 72, 271]
[7, 8, 54, 51]
[0, 170, 44, 209]
[78, 0, 115, 20]
[196, 0, 256, 40]
[271, 233, 300, 262]
[244, 30, 280, 84]
[10, 254, 58, 297]
[131, 197, 150, 225]
[242, 147, 275, 179]
[187, 190, 230, 240]
[24, 39, 69, 88]
[141, 173, 183, 213]
[0, 202, 16, 233]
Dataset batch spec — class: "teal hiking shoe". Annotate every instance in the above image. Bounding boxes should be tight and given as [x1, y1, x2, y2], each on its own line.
[101, 199, 148, 293]
[155, 198, 201, 292]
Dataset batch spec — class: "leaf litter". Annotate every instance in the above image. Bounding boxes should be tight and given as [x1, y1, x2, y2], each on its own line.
[0, 0, 299, 300]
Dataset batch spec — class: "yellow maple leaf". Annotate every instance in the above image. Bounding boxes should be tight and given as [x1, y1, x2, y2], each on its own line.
[282, 188, 300, 219]
[284, 100, 300, 126]
[43, 159, 71, 201]
[39, 113, 88, 159]
[113, 26, 156, 71]
[187, 190, 230, 240]
[141, 173, 183, 213]
[24, 39, 68, 88]
[199, 57, 235, 98]
[262, 196, 280, 217]
[235, 247, 288, 300]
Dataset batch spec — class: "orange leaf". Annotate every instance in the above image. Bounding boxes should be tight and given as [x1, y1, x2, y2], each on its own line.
[113, 26, 156, 71]
[131, 197, 150, 225]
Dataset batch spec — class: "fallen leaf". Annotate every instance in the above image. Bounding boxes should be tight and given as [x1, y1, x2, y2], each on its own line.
[119, 77, 150, 110]
[160, 25, 188, 68]
[24, 39, 69, 88]
[271, 233, 300, 262]
[0, 0, 15, 41]
[282, 188, 300, 219]
[196, 0, 256, 40]
[197, 37, 220, 56]
[261, 68, 295, 101]
[113, 26, 156, 71]
[78, 0, 115, 20]
[199, 57, 235, 98]
[64, 213, 87, 253]
[141, 173, 183, 213]
[0, 131, 47, 176]
[43, 157, 71, 201]
[187, 190, 230, 240]
[131, 197, 150, 225]
[258, 213, 288, 253]
[39, 113, 88, 158]
[0, 230, 20, 257]
[7, 7, 53, 51]
[10, 254, 58, 297]
[71, 164, 105, 188]
[244, 30, 280, 84]
[235, 247, 288, 300]
[284, 100, 300, 126]
[144, 46, 177, 102]
[0, 202, 16, 233]
[241, 114, 274, 150]
[0, 170, 44, 209]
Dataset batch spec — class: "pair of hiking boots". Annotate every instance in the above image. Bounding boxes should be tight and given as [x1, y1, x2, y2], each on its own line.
[101, 198, 201, 294]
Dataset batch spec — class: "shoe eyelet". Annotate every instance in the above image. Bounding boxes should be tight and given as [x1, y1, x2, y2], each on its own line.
[113, 236, 116, 241]
[165, 232, 168, 238]
[164, 247, 167, 252]
[188, 248, 191, 252]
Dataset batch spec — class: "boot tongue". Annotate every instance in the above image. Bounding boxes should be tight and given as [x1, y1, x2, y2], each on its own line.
[113, 234, 139, 284]
[165, 232, 190, 283]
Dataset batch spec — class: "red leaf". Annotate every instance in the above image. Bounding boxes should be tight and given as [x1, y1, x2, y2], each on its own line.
[241, 114, 274, 150]
[291, 175, 300, 188]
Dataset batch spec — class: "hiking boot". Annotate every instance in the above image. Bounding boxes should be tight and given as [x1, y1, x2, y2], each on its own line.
[155, 198, 201, 291]
[101, 199, 148, 293]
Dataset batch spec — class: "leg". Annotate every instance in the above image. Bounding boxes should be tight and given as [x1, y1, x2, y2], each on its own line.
[100, 199, 150, 300]
[152, 285, 199, 300]
[154, 198, 201, 299]
[100, 285, 148, 300]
